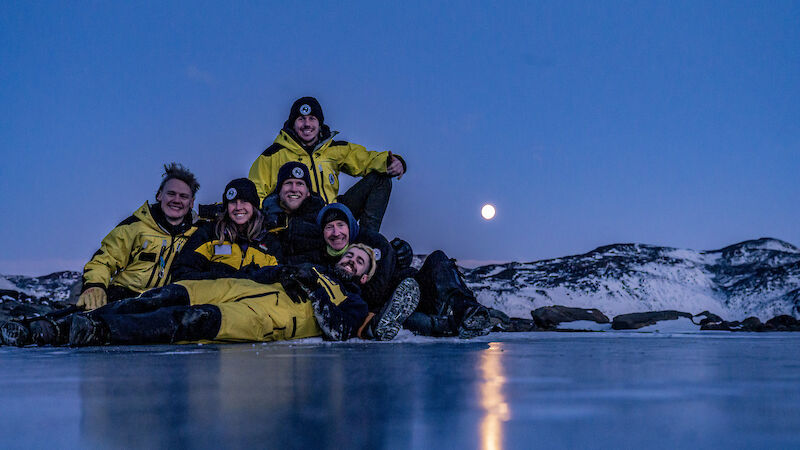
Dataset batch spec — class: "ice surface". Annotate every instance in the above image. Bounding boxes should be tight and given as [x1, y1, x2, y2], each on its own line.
[2, 332, 800, 448]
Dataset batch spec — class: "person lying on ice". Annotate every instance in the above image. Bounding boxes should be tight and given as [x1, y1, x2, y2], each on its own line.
[170, 178, 279, 281]
[316, 203, 418, 341]
[248, 96, 406, 233]
[316, 204, 493, 339]
[1, 244, 376, 347]
[78, 163, 200, 311]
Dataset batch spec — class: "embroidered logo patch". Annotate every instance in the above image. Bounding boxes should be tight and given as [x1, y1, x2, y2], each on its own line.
[299, 104, 311, 115]
[225, 188, 237, 200]
[329, 173, 335, 185]
[373, 248, 381, 261]
[292, 167, 305, 178]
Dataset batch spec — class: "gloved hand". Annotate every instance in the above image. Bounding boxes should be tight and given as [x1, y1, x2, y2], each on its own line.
[391, 238, 413, 269]
[238, 261, 261, 275]
[279, 264, 319, 304]
[77, 287, 107, 311]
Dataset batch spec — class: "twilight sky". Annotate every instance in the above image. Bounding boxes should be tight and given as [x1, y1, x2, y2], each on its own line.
[1, 1, 798, 275]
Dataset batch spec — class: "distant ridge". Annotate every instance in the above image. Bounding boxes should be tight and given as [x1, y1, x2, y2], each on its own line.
[2, 238, 798, 321]
[464, 237, 800, 321]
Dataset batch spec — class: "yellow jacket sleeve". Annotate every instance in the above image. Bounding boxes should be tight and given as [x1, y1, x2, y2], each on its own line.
[82, 224, 135, 292]
[248, 155, 275, 206]
[336, 142, 393, 177]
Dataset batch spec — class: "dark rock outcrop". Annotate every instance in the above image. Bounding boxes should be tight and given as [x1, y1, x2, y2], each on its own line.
[531, 305, 610, 330]
[611, 310, 693, 330]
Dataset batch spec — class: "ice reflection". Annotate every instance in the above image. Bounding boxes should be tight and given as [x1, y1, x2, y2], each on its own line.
[480, 342, 510, 450]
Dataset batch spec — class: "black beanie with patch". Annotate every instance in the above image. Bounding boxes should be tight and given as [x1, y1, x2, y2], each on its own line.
[287, 96, 324, 126]
[223, 178, 260, 209]
[272, 161, 313, 196]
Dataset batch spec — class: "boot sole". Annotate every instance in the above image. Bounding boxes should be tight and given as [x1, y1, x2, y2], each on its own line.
[1, 321, 32, 347]
[374, 278, 421, 341]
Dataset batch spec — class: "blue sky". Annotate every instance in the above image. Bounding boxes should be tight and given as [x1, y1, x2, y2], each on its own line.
[1, 1, 798, 275]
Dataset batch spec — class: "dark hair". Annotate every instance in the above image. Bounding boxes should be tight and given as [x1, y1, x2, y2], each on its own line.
[155, 162, 200, 200]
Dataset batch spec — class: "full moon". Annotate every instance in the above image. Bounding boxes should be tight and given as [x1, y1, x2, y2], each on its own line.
[481, 204, 496, 220]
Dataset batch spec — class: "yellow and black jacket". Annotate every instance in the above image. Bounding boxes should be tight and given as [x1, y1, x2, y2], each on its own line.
[248, 125, 405, 205]
[170, 221, 279, 281]
[81, 202, 197, 301]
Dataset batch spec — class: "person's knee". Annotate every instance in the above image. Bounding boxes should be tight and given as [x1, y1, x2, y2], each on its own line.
[177, 305, 221, 340]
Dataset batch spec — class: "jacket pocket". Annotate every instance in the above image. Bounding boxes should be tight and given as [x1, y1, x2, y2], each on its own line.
[138, 252, 157, 262]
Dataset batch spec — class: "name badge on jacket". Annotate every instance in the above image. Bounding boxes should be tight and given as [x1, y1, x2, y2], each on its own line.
[215, 244, 232, 255]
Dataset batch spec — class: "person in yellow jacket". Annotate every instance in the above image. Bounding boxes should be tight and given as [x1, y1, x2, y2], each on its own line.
[171, 178, 279, 281]
[64, 244, 377, 346]
[78, 163, 200, 310]
[248, 96, 406, 233]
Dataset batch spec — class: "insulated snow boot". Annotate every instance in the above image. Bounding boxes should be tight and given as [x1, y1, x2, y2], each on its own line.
[415, 250, 482, 318]
[373, 278, 421, 341]
[457, 305, 492, 339]
[1, 321, 31, 346]
[1, 316, 71, 347]
[69, 314, 110, 347]
[403, 312, 456, 337]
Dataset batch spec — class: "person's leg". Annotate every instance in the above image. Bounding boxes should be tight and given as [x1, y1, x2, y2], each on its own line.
[337, 172, 392, 233]
[414, 250, 492, 338]
[1, 305, 79, 346]
[95, 284, 190, 316]
[403, 312, 456, 337]
[70, 305, 221, 346]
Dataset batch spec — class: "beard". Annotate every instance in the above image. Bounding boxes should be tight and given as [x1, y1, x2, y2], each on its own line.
[333, 265, 357, 283]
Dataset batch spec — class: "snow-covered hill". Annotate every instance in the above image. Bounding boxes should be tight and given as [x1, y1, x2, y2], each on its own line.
[465, 237, 800, 321]
[2, 238, 798, 322]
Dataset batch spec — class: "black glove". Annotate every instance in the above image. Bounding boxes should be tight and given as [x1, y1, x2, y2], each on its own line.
[279, 264, 319, 304]
[238, 261, 261, 275]
[391, 238, 413, 269]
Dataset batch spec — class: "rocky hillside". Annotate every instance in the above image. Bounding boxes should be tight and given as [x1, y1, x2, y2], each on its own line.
[2, 238, 798, 322]
[464, 237, 800, 321]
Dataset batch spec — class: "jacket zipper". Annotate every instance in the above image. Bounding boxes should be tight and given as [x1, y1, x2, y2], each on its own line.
[145, 239, 168, 288]
[157, 236, 177, 285]
[307, 152, 329, 203]
[295, 131, 336, 204]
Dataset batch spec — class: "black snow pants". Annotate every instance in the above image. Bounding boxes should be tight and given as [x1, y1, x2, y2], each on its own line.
[337, 172, 392, 234]
[90, 284, 221, 344]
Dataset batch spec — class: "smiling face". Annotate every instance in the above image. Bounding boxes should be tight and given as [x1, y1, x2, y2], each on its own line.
[323, 220, 350, 251]
[335, 247, 371, 284]
[157, 178, 194, 225]
[279, 179, 310, 212]
[293, 115, 320, 145]
[227, 199, 253, 226]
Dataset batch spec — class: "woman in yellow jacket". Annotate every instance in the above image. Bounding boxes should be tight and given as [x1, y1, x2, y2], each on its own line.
[171, 178, 279, 281]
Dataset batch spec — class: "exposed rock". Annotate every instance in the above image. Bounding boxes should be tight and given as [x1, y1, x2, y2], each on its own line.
[692, 311, 724, 326]
[611, 310, 693, 330]
[488, 308, 538, 332]
[531, 305, 609, 330]
[765, 315, 800, 331]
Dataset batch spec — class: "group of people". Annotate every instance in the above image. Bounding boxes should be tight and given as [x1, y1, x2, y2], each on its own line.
[1, 97, 494, 347]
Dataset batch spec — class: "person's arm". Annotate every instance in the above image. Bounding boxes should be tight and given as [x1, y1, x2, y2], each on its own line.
[335, 141, 406, 178]
[80, 220, 137, 309]
[308, 271, 369, 341]
[170, 224, 225, 281]
[248, 153, 276, 207]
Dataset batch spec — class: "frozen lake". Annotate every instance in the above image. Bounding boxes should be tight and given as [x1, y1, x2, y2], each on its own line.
[2, 331, 800, 449]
